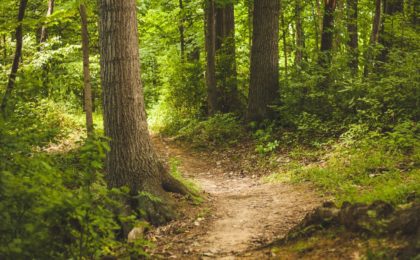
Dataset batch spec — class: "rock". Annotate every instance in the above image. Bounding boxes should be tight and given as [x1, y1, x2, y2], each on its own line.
[128, 226, 145, 242]
[322, 201, 336, 208]
[388, 202, 420, 236]
[368, 200, 394, 218]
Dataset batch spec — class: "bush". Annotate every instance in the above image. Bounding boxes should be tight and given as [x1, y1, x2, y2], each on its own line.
[0, 104, 149, 258]
[176, 113, 245, 148]
[292, 122, 420, 205]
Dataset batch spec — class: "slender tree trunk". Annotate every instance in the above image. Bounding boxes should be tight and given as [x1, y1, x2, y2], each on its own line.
[247, 0, 253, 53]
[40, 0, 55, 44]
[247, 0, 280, 122]
[1, 0, 28, 117]
[319, 0, 337, 68]
[205, 0, 218, 115]
[347, 0, 359, 74]
[179, 0, 185, 60]
[79, 4, 93, 135]
[311, 0, 320, 52]
[377, 0, 403, 63]
[280, 2, 288, 76]
[98, 0, 189, 225]
[215, 3, 239, 113]
[2, 34, 6, 65]
[364, 0, 381, 77]
[315, 0, 323, 49]
[295, 0, 304, 67]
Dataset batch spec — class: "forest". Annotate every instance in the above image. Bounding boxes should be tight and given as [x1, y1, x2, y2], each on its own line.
[0, 0, 419, 258]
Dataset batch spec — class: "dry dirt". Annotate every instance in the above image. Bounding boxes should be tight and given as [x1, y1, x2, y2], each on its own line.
[149, 137, 322, 259]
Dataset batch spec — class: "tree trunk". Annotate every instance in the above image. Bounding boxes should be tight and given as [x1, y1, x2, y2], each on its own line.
[205, 0, 218, 115]
[347, 0, 359, 74]
[2, 34, 6, 65]
[215, 2, 239, 113]
[1, 0, 28, 117]
[40, 0, 55, 43]
[363, 0, 381, 77]
[319, 0, 337, 68]
[98, 0, 189, 225]
[247, 0, 280, 122]
[295, 0, 304, 67]
[179, 0, 185, 60]
[247, 0, 253, 54]
[79, 4, 93, 135]
[377, 0, 403, 63]
[280, 2, 288, 76]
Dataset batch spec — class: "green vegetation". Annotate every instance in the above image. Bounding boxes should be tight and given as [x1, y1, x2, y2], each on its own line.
[1, 0, 419, 258]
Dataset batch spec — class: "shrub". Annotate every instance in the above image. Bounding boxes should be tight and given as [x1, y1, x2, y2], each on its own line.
[176, 113, 245, 148]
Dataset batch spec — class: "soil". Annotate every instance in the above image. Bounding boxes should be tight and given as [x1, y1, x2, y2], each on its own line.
[149, 136, 322, 259]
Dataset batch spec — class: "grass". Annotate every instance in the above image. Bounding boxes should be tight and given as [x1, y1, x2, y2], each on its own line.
[169, 158, 203, 204]
[265, 137, 420, 206]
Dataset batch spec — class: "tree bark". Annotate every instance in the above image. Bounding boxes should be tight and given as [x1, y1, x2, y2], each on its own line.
[295, 0, 304, 67]
[1, 0, 28, 117]
[363, 0, 381, 77]
[205, 0, 218, 115]
[319, 0, 337, 68]
[40, 0, 55, 44]
[79, 4, 93, 135]
[247, 0, 280, 122]
[98, 0, 189, 225]
[215, 2, 239, 113]
[347, 0, 359, 74]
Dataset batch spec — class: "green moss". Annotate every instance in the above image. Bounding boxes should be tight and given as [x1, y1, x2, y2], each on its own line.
[169, 158, 203, 204]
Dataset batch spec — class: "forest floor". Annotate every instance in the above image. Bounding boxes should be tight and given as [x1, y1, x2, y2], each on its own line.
[149, 136, 323, 259]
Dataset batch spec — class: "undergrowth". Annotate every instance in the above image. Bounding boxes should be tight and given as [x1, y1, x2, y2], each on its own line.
[266, 121, 420, 206]
[0, 101, 151, 259]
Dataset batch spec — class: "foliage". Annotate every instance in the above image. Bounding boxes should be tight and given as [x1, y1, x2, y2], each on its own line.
[290, 122, 420, 205]
[251, 122, 280, 155]
[175, 113, 245, 148]
[0, 105, 150, 258]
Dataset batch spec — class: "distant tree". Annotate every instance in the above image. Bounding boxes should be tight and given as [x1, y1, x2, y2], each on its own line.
[79, 3, 93, 135]
[1, 0, 28, 117]
[98, 0, 189, 224]
[347, 0, 358, 74]
[215, 1, 239, 113]
[205, 0, 239, 115]
[205, 0, 218, 115]
[39, 0, 55, 44]
[247, 0, 280, 122]
[295, 0, 305, 67]
[319, 0, 337, 69]
[364, 0, 381, 77]
[377, 0, 403, 64]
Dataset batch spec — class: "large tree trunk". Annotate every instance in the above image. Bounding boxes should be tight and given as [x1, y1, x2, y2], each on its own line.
[347, 0, 359, 74]
[246, 0, 280, 122]
[363, 0, 381, 77]
[1, 0, 28, 117]
[40, 0, 55, 44]
[215, 3, 239, 113]
[98, 0, 189, 225]
[79, 4, 93, 135]
[205, 0, 218, 115]
[319, 0, 337, 68]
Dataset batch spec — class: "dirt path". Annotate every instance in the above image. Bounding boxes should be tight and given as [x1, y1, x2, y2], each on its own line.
[151, 137, 322, 259]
